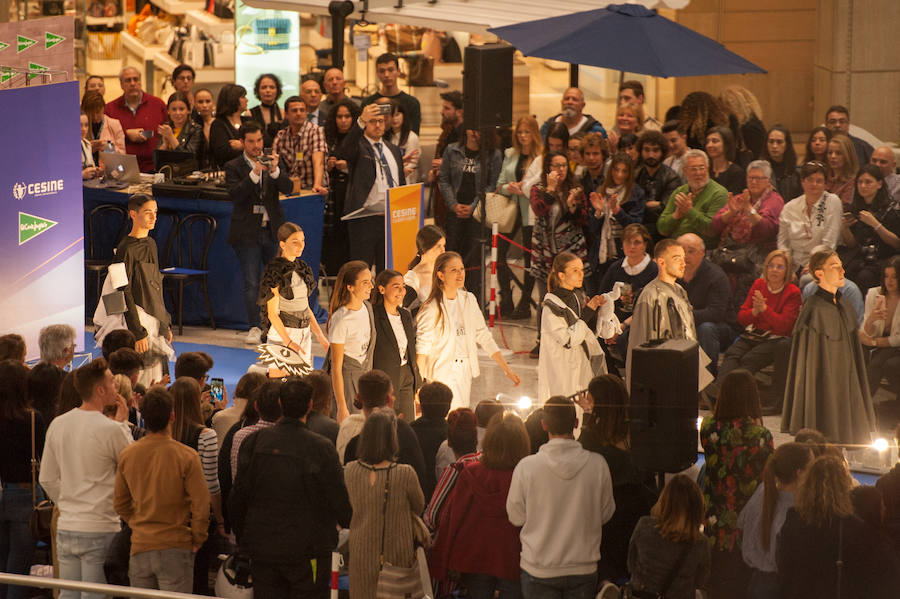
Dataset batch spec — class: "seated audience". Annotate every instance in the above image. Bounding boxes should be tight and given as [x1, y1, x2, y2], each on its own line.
[662, 120, 688, 181]
[424, 408, 480, 532]
[81, 89, 125, 158]
[802, 126, 831, 164]
[777, 161, 842, 278]
[156, 92, 203, 159]
[714, 249, 800, 412]
[104, 67, 167, 172]
[635, 130, 681, 240]
[736, 442, 814, 599]
[657, 149, 729, 245]
[778, 455, 900, 598]
[209, 83, 248, 168]
[410, 381, 453, 500]
[719, 85, 766, 162]
[627, 474, 710, 599]
[303, 370, 340, 445]
[826, 133, 859, 205]
[871, 145, 900, 202]
[860, 257, 900, 396]
[211, 372, 266, 447]
[840, 164, 900, 289]
[274, 95, 328, 194]
[248, 73, 284, 142]
[429, 412, 531, 599]
[700, 370, 774, 599]
[824, 104, 874, 165]
[761, 125, 801, 201]
[706, 126, 746, 195]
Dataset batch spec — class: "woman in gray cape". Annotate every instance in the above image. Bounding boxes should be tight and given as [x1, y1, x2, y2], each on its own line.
[781, 248, 875, 445]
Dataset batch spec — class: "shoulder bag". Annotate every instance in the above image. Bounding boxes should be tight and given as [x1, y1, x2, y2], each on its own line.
[375, 464, 425, 599]
[28, 410, 54, 542]
[622, 541, 692, 599]
[472, 192, 518, 233]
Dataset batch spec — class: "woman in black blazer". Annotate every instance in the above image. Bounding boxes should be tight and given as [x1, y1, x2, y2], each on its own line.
[371, 269, 420, 420]
[209, 84, 248, 168]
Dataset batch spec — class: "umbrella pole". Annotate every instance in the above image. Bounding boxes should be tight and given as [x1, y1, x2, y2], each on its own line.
[569, 64, 579, 88]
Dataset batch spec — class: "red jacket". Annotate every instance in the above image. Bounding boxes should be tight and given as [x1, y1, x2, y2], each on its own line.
[428, 461, 521, 582]
[105, 93, 167, 172]
[737, 278, 801, 337]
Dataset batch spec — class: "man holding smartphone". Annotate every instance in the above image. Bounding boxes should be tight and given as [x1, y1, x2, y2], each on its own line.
[105, 66, 167, 172]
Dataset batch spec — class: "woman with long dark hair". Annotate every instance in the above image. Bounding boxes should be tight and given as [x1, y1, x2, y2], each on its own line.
[192, 88, 215, 169]
[156, 92, 203, 158]
[322, 98, 361, 275]
[386, 100, 420, 182]
[248, 73, 283, 141]
[760, 125, 801, 201]
[209, 83, 248, 167]
[737, 442, 813, 599]
[706, 126, 746, 195]
[802, 126, 832, 164]
[371, 269, 419, 420]
[679, 91, 730, 150]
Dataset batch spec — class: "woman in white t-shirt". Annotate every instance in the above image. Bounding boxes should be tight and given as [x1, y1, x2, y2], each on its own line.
[416, 252, 521, 410]
[328, 261, 375, 421]
[371, 269, 420, 420]
[404, 225, 446, 313]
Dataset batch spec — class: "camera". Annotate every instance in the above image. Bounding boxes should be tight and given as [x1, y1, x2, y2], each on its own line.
[258, 147, 274, 166]
[377, 104, 393, 115]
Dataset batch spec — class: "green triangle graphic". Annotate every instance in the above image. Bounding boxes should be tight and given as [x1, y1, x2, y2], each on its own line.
[0, 41, 9, 51]
[28, 62, 47, 80]
[45, 32, 65, 49]
[17, 34, 36, 53]
[19, 212, 58, 245]
[0, 71, 12, 84]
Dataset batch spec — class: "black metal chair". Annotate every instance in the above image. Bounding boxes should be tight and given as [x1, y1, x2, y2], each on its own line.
[151, 208, 181, 270]
[84, 204, 129, 313]
[161, 213, 217, 334]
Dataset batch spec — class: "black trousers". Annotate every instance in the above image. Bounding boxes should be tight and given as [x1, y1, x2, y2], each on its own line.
[717, 336, 791, 407]
[250, 555, 330, 599]
[347, 215, 385, 272]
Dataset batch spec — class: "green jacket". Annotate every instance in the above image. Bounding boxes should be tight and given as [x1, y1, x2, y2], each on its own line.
[657, 180, 728, 246]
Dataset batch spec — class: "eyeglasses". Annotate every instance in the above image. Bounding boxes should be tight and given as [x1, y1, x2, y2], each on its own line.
[826, 118, 849, 125]
[685, 165, 707, 173]
[747, 175, 769, 182]
[804, 161, 826, 169]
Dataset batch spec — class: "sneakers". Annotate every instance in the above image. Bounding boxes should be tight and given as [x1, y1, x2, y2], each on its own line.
[245, 326, 262, 345]
[529, 343, 540, 359]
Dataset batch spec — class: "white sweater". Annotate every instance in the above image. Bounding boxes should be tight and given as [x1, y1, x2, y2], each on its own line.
[507, 438, 615, 578]
[40, 408, 133, 533]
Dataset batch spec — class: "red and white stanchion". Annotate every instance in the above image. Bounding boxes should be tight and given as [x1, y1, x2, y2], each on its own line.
[330, 552, 341, 599]
[489, 222, 498, 328]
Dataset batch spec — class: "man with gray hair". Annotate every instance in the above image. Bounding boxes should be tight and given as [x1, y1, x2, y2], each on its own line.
[871, 146, 900, 202]
[38, 324, 76, 368]
[657, 149, 729, 246]
[104, 66, 167, 172]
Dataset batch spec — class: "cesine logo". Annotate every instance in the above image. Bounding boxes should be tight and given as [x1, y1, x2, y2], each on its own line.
[13, 179, 64, 199]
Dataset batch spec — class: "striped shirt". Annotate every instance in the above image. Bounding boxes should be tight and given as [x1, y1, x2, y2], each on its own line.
[230, 420, 276, 480]
[274, 121, 328, 189]
[196, 428, 220, 496]
[423, 451, 481, 532]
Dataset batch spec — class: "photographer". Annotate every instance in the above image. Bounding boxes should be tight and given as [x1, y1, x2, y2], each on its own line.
[225, 122, 294, 344]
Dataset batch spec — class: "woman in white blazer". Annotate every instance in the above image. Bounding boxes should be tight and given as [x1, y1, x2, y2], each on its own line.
[416, 251, 520, 410]
[860, 256, 900, 395]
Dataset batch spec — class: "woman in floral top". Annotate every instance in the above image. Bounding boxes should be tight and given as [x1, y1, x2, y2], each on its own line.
[700, 369, 774, 599]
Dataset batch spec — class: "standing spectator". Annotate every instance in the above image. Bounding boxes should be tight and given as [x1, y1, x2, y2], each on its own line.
[826, 133, 859, 205]
[230, 378, 352, 598]
[540, 87, 607, 139]
[360, 53, 422, 133]
[0, 360, 43, 599]
[429, 412, 531, 598]
[38, 324, 76, 368]
[718, 85, 766, 162]
[248, 73, 283, 142]
[635, 130, 681, 241]
[0, 335, 26, 363]
[322, 98, 361, 275]
[824, 104, 874, 165]
[656, 149, 729, 246]
[579, 133, 611, 288]
[777, 161, 843, 276]
[661, 120, 688, 182]
[706, 126, 746, 195]
[300, 78, 325, 126]
[618, 80, 661, 130]
[336, 103, 405, 271]
[679, 91, 730, 151]
[840, 164, 900, 289]
[224, 121, 294, 344]
[423, 408, 480, 531]
[170, 64, 195, 108]
[438, 127, 502, 298]
[114, 387, 210, 593]
[40, 358, 132, 599]
[209, 84, 248, 168]
[871, 146, 900, 202]
[211, 372, 266, 447]
[371, 269, 420, 420]
[344, 408, 426, 599]
[27, 362, 65, 432]
[303, 371, 339, 444]
[778, 455, 900, 598]
[428, 90, 465, 227]
[192, 88, 215, 169]
[387, 101, 421, 183]
[84, 74, 105, 96]
[627, 475, 711, 599]
[737, 442, 813, 599]
[155, 92, 203, 159]
[81, 91, 125, 159]
[859, 257, 900, 397]
[760, 125, 802, 201]
[320, 67, 357, 117]
[104, 67, 167, 172]
[229, 380, 282, 480]
[607, 102, 645, 154]
[174, 351, 220, 424]
[273, 96, 328, 194]
[410, 381, 453, 500]
[700, 369, 774, 599]
[507, 396, 615, 598]
[802, 126, 832, 164]
[782, 249, 876, 444]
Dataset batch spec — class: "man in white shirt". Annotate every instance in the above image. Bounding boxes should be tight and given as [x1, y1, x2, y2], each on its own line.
[507, 396, 615, 598]
[40, 358, 133, 599]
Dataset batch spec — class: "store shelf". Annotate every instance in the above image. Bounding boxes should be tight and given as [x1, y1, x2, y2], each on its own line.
[148, 0, 204, 15]
[185, 9, 233, 39]
[85, 56, 122, 76]
[85, 15, 125, 27]
[152, 49, 233, 83]
[120, 31, 163, 59]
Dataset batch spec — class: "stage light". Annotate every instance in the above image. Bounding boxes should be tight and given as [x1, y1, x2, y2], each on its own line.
[873, 438, 889, 452]
[697, 416, 703, 431]
[517, 396, 533, 411]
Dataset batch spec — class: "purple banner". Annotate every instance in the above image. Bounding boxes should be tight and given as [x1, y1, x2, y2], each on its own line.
[0, 81, 84, 360]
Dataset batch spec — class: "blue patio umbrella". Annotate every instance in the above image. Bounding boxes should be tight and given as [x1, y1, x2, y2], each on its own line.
[488, 3, 765, 78]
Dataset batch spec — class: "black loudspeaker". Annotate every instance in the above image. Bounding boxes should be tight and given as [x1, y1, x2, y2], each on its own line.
[629, 339, 699, 473]
[463, 44, 514, 130]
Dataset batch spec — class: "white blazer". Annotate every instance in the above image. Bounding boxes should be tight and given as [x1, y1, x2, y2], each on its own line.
[863, 287, 900, 346]
[415, 290, 499, 381]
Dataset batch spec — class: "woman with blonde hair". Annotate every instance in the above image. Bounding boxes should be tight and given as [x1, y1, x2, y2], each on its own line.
[826, 133, 859, 205]
[718, 85, 766, 161]
[778, 455, 900, 598]
[627, 474, 710, 599]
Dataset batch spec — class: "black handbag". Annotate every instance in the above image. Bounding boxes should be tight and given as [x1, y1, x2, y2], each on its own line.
[28, 410, 54, 542]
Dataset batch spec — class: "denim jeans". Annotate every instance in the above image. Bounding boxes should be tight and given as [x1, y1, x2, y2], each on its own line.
[129, 549, 194, 593]
[520, 569, 598, 599]
[462, 572, 523, 599]
[56, 530, 117, 599]
[233, 230, 275, 329]
[0, 487, 37, 599]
